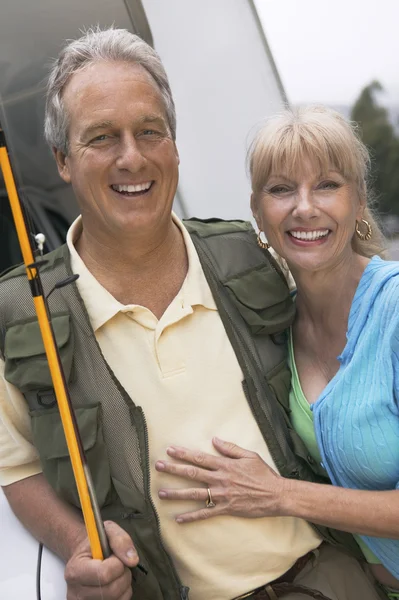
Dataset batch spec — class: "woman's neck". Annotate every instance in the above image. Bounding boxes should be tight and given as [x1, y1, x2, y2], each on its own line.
[291, 253, 370, 335]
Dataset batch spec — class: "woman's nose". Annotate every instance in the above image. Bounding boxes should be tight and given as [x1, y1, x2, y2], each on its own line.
[292, 188, 318, 219]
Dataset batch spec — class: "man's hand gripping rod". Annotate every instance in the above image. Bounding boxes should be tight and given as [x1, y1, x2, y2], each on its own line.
[0, 123, 110, 560]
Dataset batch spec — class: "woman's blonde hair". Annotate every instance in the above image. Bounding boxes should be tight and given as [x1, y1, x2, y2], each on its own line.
[248, 105, 386, 258]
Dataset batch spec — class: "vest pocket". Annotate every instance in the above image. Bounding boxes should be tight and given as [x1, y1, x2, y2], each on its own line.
[224, 264, 295, 335]
[29, 403, 112, 509]
[286, 426, 328, 480]
[112, 476, 148, 515]
[267, 358, 291, 413]
[4, 313, 74, 394]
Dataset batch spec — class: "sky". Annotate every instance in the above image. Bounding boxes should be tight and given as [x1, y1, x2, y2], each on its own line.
[255, 0, 399, 107]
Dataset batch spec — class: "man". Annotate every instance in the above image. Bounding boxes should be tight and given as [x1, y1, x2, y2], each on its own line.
[0, 28, 384, 600]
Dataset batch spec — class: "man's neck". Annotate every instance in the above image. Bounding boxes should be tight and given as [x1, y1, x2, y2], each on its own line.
[75, 219, 189, 318]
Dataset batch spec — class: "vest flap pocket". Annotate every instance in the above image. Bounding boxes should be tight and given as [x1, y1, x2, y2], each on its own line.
[224, 265, 295, 335]
[30, 403, 112, 509]
[5, 314, 71, 359]
[4, 314, 74, 391]
[30, 404, 99, 459]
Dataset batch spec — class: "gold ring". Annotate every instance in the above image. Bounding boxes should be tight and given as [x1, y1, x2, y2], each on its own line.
[206, 487, 216, 508]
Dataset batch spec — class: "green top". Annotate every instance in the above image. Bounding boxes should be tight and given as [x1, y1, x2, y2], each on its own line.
[287, 328, 380, 565]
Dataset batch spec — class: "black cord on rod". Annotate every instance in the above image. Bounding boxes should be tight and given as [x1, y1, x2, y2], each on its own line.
[36, 542, 43, 600]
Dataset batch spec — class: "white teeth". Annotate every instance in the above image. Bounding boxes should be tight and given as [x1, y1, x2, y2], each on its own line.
[290, 229, 329, 241]
[113, 182, 152, 193]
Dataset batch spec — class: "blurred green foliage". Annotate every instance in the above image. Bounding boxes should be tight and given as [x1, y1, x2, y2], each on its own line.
[351, 81, 399, 216]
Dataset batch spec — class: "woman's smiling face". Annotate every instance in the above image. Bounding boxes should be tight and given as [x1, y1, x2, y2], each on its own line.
[252, 161, 364, 275]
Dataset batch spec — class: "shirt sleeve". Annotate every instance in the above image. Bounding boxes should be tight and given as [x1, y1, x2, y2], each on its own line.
[0, 358, 42, 486]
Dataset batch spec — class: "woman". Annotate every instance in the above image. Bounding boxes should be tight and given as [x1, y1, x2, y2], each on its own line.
[248, 106, 399, 595]
[155, 106, 399, 596]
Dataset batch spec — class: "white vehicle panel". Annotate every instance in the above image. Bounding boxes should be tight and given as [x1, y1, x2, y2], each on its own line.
[142, 0, 286, 220]
[0, 488, 66, 599]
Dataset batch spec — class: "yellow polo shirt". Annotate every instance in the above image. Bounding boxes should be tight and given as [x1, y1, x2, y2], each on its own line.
[0, 215, 321, 600]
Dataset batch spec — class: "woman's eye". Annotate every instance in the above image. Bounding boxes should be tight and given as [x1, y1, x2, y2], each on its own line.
[268, 185, 291, 194]
[319, 180, 340, 190]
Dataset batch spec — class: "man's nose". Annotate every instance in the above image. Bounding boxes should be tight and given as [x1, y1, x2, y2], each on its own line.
[115, 136, 146, 172]
[292, 188, 318, 219]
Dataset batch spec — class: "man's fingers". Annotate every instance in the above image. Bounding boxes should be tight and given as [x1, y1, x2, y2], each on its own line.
[104, 521, 139, 567]
[66, 554, 132, 598]
[65, 555, 104, 587]
[66, 554, 124, 586]
[96, 564, 132, 599]
[212, 436, 254, 459]
[119, 587, 133, 600]
[95, 555, 126, 587]
[65, 523, 137, 599]
[66, 564, 132, 600]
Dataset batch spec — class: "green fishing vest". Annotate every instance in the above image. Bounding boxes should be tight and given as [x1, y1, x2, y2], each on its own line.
[0, 218, 362, 599]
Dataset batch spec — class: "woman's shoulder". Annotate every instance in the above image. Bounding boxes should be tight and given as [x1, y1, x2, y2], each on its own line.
[361, 257, 399, 334]
[350, 256, 399, 334]
[361, 256, 399, 300]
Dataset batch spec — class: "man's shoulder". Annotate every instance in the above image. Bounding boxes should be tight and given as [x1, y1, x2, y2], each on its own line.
[0, 244, 69, 284]
[183, 217, 260, 267]
[182, 216, 284, 283]
[184, 217, 294, 335]
[183, 217, 253, 238]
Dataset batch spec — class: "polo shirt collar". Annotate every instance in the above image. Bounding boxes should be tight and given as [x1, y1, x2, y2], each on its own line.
[177, 216, 217, 313]
[67, 219, 123, 331]
[66, 213, 216, 332]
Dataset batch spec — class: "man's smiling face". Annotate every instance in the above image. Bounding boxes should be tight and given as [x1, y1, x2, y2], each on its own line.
[54, 60, 179, 239]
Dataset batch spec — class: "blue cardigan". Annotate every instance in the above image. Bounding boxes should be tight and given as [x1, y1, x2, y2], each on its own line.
[312, 256, 399, 578]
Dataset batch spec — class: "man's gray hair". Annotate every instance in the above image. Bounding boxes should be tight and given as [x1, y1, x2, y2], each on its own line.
[44, 27, 176, 153]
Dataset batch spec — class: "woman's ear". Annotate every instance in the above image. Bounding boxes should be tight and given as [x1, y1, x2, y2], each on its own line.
[355, 184, 367, 221]
[250, 193, 261, 230]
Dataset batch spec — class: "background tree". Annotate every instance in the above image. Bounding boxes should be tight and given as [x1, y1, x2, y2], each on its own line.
[351, 80, 399, 216]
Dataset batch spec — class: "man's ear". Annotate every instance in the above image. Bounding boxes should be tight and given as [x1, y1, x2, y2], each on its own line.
[53, 147, 71, 183]
[173, 142, 180, 165]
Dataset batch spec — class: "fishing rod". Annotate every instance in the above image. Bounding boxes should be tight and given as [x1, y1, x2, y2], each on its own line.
[0, 121, 110, 562]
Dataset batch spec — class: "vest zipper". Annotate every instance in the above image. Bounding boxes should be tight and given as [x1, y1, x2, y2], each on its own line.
[139, 407, 188, 599]
[194, 241, 292, 476]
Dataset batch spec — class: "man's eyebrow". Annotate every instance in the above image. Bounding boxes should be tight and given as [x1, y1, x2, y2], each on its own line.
[136, 114, 167, 126]
[82, 115, 167, 137]
[82, 120, 114, 137]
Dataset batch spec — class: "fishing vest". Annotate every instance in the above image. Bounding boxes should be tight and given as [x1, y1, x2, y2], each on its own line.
[0, 218, 362, 599]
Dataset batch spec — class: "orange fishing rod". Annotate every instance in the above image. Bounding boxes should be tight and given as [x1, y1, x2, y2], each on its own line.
[0, 122, 110, 561]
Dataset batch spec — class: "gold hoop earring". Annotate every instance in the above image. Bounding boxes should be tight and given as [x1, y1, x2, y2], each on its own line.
[355, 219, 372, 241]
[257, 231, 270, 250]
